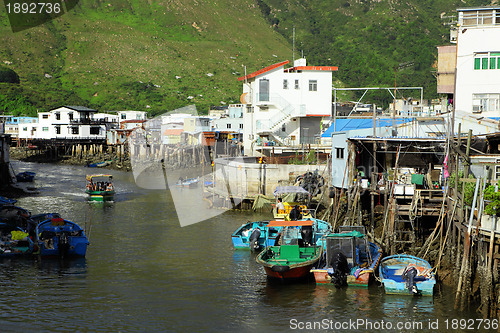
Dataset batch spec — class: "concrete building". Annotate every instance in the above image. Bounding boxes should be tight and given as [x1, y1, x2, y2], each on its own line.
[237, 58, 338, 156]
[454, 7, 500, 117]
[18, 106, 107, 141]
[212, 104, 244, 133]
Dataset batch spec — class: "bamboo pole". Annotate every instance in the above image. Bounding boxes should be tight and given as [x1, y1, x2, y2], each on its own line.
[455, 177, 480, 310]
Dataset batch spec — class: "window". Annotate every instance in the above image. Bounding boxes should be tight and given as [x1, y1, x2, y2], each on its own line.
[239, 123, 243, 129]
[336, 147, 344, 159]
[71, 127, 79, 135]
[282, 124, 286, 132]
[474, 52, 500, 70]
[121, 114, 127, 119]
[309, 80, 317, 91]
[42, 114, 49, 119]
[259, 79, 269, 101]
[68, 113, 73, 121]
[295, 79, 299, 89]
[283, 79, 288, 89]
[496, 159, 500, 180]
[227, 123, 232, 129]
[90, 127, 100, 135]
[42, 127, 49, 131]
[246, 106, 254, 113]
[55, 126, 61, 134]
[472, 93, 500, 113]
[55, 113, 60, 120]
[22, 127, 27, 131]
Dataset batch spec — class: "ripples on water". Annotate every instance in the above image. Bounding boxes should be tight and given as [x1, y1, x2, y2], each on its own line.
[0, 161, 483, 332]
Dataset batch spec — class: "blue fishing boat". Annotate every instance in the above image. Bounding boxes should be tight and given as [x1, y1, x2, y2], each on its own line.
[0, 197, 17, 206]
[379, 254, 436, 296]
[87, 160, 112, 168]
[35, 216, 89, 258]
[311, 226, 382, 287]
[176, 177, 199, 188]
[232, 220, 278, 252]
[232, 218, 331, 252]
[16, 171, 35, 182]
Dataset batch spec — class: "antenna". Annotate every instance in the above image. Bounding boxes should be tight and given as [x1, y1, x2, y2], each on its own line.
[293, 25, 295, 64]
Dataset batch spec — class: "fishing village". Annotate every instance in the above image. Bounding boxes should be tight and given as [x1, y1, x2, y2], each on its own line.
[1, 3, 500, 331]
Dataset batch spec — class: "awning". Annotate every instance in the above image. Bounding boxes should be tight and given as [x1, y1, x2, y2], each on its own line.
[266, 220, 314, 228]
[273, 186, 309, 196]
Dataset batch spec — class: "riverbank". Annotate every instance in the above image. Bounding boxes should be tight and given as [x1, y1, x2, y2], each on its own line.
[9, 146, 132, 171]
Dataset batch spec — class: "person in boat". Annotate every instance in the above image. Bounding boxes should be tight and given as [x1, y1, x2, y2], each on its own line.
[289, 205, 302, 221]
[106, 182, 114, 191]
[276, 198, 285, 214]
[242, 227, 250, 238]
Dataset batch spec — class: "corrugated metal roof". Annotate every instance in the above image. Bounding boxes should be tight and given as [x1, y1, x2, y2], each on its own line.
[321, 118, 410, 137]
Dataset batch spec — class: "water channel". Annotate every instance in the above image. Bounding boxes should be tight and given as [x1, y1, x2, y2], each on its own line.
[0, 161, 489, 332]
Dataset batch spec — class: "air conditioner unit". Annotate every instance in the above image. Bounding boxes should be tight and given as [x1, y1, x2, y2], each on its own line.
[472, 105, 483, 113]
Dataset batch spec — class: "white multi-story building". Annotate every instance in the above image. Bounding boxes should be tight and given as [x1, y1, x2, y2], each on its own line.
[238, 58, 337, 156]
[18, 106, 107, 141]
[455, 7, 500, 117]
[117, 111, 147, 122]
[212, 104, 244, 133]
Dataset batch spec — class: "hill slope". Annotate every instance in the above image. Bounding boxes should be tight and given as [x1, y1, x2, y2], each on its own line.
[0, 0, 293, 116]
[257, 0, 493, 105]
[0, 0, 495, 116]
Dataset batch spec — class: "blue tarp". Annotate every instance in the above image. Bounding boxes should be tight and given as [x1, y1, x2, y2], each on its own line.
[321, 118, 411, 137]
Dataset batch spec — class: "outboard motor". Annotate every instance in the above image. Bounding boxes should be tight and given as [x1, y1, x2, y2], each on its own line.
[300, 226, 313, 246]
[402, 266, 419, 295]
[328, 251, 349, 288]
[58, 232, 70, 258]
[249, 228, 261, 252]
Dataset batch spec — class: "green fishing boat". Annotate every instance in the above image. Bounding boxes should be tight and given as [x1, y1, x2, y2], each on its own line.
[85, 174, 115, 202]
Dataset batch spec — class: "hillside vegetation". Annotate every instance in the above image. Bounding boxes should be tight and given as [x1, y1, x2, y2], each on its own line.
[257, 0, 493, 105]
[0, 0, 495, 116]
[0, 0, 292, 116]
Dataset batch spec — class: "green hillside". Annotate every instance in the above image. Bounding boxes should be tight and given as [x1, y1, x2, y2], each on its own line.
[257, 0, 492, 105]
[0, 0, 292, 116]
[0, 0, 495, 116]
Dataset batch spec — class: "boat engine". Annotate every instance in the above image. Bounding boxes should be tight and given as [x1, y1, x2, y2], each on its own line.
[249, 228, 261, 252]
[300, 226, 313, 246]
[58, 232, 70, 258]
[328, 251, 349, 288]
[402, 266, 419, 295]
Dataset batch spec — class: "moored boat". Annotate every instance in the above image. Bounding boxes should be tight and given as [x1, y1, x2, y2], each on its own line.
[16, 171, 35, 182]
[85, 174, 115, 202]
[176, 177, 199, 188]
[256, 220, 323, 280]
[232, 217, 331, 252]
[0, 223, 34, 257]
[379, 254, 436, 296]
[36, 216, 89, 258]
[311, 226, 382, 287]
[231, 220, 279, 252]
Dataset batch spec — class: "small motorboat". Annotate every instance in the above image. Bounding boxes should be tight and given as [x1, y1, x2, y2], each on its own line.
[35, 217, 89, 258]
[256, 220, 323, 280]
[0, 223, 34, 257]
[379, 254, 436, 296]
[87, 160, 112, 168]
[85, 174, 115, 202]
[311, 226, 382, 287]
[176, 177, 199, 188]
[16, 171, 35, 182]
[232, 220, 279, 252]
